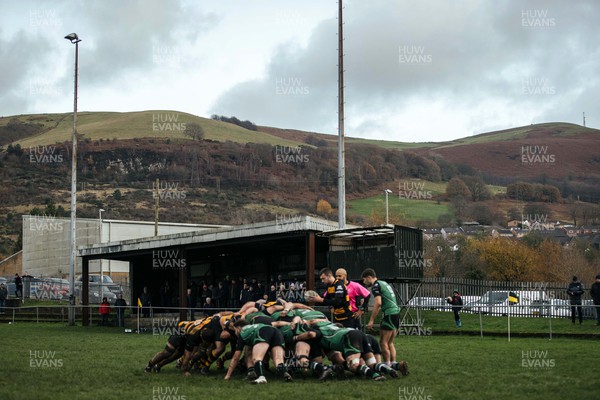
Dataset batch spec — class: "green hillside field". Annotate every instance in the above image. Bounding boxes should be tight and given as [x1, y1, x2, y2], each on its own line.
[348, 181, 507, 223]
[9, 111, 304, 148]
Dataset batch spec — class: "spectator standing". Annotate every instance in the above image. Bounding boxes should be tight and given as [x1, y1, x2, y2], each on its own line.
[159, 281, 171, 309]
[202, 297, 216, 316]
[200, 284, 211, 305]
[567, 276, 584, 324]
[217, 282, 227, 308]
[267, 284, 277, 301]
[590, 274, 600, 326]
[211, 284, 219, 303]
[187, 287, 197, 320]
[140, 286, 151, 318]
[0, 283, 7, 314]
[99, 297, 111, 326]
[276, 274, 286, 290]
[221, 277, 230, 308]
[114, 293, 127, 327]
[14, 273, 23, 298]
[240, 283, 252, 305]
[254, 281, 265, 301]
[230, 279, 241, 309]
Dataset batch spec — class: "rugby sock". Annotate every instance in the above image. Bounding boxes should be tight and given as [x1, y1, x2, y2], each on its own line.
[310, 361, 325, 375]
[374, 363, 393, 374]
[276, 363, 289, 376]
[286, 357, 298, 371]
[196, 353, 208, 366]
[390, 362, 401, 371]
[203, 350, 219, 367]
[373, 363, 400, 374]
[358, 364, 376, 378]
[254, 361, 265, 377]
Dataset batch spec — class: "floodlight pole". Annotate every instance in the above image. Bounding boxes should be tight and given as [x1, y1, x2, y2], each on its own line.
[337, 0, 346, 229]
[65, 33, 81, 326]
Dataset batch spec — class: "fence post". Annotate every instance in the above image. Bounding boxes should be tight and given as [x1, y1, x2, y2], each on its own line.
[37, 307, 39, 324]
[479, 310, 483, 338]
[548, 303, 552, 340]
[12, 307, 15, 324]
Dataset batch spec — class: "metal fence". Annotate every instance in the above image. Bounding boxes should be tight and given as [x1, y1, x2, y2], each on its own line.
[412, 277, 578, 300]
[3, 277, 130, 305]
[392, 277, 597, 318]
[0, 303, 598, 342]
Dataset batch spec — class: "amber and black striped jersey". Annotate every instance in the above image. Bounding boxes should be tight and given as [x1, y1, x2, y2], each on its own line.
[323, 279, 353, 322]
[256, 299, 285, 315]
[183, 317, 213, 351]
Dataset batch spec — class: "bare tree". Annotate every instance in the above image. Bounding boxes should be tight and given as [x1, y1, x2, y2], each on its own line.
[184, 123, 204, 141]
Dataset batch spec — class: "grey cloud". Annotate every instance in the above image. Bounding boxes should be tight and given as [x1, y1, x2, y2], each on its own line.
[213, 0, 600, 138]
[0, 30, 55, 116]
[73, 0, 219, 84]
[0, 0, 220, 115]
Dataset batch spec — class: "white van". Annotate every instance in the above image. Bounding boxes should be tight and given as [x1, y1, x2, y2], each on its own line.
[463, 290, 548, 316]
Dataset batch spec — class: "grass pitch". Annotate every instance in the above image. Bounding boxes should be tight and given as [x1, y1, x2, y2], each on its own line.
[0, 322, 596, 400]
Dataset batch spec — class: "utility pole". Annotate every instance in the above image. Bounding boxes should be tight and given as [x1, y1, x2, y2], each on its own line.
[154, 178, 159, 236]
[337, 0, 346, 229]
[583, 112, 586, 127]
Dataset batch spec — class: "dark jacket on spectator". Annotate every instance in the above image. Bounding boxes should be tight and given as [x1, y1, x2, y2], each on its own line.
[567, 281, 584, 303]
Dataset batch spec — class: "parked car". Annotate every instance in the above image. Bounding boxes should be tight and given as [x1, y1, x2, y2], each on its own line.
[4, 276, 36, 298]
[533, 298, 597, 319]
[463, 290, 547, 316]
[74, 274, 122, 304]
[408, 297, 451, 311]
[76, 274, 122, 294]
[88, 288, 117, 305]
[460, 295, 481, 308]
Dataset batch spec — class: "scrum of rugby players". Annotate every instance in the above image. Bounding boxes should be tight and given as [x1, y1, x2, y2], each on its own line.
[144, 293, 408, 383]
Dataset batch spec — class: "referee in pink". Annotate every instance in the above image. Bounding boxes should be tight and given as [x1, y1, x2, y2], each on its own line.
[335, 268, 371, 329]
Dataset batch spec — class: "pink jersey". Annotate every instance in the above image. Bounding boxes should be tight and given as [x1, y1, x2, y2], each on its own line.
[346, 281, 371, 312]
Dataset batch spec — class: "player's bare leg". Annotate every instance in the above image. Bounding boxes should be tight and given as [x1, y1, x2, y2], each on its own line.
[379, 329, 394, 363]
[248, 342, 270, 383]
[270, 345, 292, 382]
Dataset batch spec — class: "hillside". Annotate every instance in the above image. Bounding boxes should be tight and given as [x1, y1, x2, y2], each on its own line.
[1, 111, 303, 148]
[1, 111, 599, 260]
[416, 123, 600, 182]
[4, 112, 598, 185]
[264, 121, 600, 183]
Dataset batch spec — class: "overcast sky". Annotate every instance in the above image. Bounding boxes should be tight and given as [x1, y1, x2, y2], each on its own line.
[1, 0, 598, 142]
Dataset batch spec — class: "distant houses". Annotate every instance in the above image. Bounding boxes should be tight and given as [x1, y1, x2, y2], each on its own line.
[425, 220, 600, 247]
